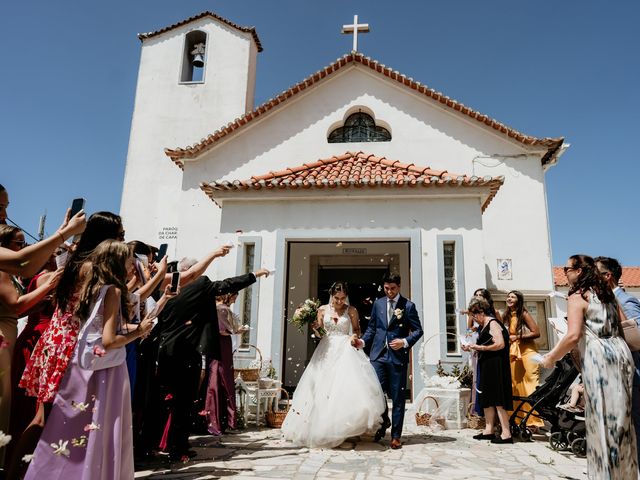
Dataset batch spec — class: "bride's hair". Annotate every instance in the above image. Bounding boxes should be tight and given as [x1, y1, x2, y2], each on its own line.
[329, 281, 349, 297]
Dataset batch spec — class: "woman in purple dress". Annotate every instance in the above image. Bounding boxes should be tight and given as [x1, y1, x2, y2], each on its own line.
[25, 240, 172, 480]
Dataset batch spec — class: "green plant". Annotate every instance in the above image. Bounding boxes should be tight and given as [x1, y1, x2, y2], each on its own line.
[436, 361, 473, 389]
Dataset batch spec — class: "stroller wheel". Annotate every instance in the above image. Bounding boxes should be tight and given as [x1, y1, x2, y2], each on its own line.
[519, 427, 533, 442]
[570, 438, 587, 458]
[549, 431, 568, 451]
[566, 431, 578, 444]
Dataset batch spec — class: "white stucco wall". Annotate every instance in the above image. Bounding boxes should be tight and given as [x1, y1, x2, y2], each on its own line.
[119, 17, 258, 256]
[120, 50, 558, 379]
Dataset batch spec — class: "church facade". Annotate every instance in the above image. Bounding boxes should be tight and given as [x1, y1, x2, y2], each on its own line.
[120, 11, 567, 395]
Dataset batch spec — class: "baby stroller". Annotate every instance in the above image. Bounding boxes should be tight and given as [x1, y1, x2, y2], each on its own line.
[509, 354, 579, 441]
[549, 376, 586, 457]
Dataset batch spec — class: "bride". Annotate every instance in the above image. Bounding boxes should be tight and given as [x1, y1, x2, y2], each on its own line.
[281, 282, 385, 448]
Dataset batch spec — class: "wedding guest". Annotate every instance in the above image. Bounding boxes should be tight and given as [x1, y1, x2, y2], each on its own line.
[503, 290, 543, 429]
[467, 288, 502, 416]
[595, 256, 640, 472]
[463, 297, 513, 444]
[0, 208, 85, 277]
[24, 239, 172, 480]
[6, 251, 61, 472]
[204, 291, 249, 436]
[19, 211, 125, 430]
[153, 253, 267, 461]
[541, 254, 637, 477]
[124, 242, 168, 397]
[0, 226, 63, 466]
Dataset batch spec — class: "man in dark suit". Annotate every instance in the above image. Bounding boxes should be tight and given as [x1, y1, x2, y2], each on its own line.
[353, 273, 423, 449]
[156, 256, 269, 461]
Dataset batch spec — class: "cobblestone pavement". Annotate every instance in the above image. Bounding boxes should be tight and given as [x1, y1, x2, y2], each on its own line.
[135, 424, 587, 480]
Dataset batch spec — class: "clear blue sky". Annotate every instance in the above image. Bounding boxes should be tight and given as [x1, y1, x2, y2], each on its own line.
[2, 0, 638, 265]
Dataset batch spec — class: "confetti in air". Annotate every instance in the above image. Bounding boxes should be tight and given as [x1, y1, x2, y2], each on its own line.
[50, 440, 70, 457]
[83, 422, 101, 432]
[0, 432, 11, 448]
[71, 401, 89, 412]
[71, 436, 87, 448]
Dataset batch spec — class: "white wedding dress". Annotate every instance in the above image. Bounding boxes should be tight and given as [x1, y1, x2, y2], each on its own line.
[281, 305, 385, 448]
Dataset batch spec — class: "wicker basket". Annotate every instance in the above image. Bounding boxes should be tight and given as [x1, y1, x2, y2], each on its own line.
[467, 403, 486, 430]
[415, 395, 446, 428]
[265, 388, 290, 428]
[234, 344, 263, 382]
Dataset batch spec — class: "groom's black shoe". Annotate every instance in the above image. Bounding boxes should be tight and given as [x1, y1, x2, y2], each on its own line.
[374, 419, 391, 442]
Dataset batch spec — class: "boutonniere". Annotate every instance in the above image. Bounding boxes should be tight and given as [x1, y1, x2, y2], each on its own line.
[394, 308, 403, 319]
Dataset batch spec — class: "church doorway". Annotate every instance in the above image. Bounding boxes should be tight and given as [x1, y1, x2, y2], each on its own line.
[282, 241, 411, 394]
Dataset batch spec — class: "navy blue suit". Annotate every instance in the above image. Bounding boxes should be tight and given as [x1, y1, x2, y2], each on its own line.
[361, 295, 423, 439]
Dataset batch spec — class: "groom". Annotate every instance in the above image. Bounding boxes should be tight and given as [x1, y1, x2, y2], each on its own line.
[352, 274, 423, 449]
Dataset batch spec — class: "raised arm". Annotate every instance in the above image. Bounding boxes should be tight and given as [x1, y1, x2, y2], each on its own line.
[135, 256, 168, 302]
[0, 268, 62, 316]
[102, 286, 154, 350]
[0, 210, 85, 276]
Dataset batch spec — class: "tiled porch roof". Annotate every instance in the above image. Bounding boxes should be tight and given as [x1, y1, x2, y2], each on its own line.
[201, 151, 504, 211]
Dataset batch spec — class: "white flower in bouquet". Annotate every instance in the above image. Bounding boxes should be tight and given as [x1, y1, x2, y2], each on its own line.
[0, 432, 11, 448]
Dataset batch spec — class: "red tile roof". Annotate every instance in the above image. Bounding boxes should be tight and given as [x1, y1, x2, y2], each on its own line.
[554, 267, 640, 288]
[166, 52, 563, 168]
[200, 151, 504, 211]
[138, 11, 263, 52]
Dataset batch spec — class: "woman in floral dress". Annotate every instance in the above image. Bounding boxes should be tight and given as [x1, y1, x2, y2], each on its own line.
[19, 212, 125, 425]
[542, 255, 637, 478]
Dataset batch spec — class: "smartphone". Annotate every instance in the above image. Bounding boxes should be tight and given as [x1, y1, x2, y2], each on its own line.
[170, 271, 180, 293]
[70, 198, 86, 218]
[156, 243, 168, 262]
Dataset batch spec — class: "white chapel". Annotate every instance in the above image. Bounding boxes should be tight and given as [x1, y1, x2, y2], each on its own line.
[120, 11, 567, 396]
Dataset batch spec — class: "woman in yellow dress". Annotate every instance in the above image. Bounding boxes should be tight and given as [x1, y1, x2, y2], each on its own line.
[504, 290, 544, 429]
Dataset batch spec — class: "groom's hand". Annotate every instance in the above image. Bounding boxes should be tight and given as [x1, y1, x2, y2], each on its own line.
[389, 339, 405, 350]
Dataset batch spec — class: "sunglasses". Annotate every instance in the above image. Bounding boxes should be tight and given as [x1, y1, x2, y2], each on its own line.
[563, 266, 578, 274]
[9, 239, 27, 248]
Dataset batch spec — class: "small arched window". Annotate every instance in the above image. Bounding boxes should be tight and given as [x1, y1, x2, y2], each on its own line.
[328, 112, 391, 143]
[181, 30, 207, 83]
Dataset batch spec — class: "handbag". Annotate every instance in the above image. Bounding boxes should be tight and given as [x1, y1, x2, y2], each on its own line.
[76, 285, 127, 370]
[622, 319, 640, 352]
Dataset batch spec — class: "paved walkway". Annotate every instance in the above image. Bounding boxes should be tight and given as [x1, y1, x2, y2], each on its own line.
[135, 425, 587, 479]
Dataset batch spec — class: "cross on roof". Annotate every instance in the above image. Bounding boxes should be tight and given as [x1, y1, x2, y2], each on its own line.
[341, 14, 370, 52]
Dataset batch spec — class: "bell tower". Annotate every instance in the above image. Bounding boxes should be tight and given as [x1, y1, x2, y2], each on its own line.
[120, 12, 261, 251]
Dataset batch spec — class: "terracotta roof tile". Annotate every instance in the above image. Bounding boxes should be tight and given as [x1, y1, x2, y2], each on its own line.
[138, 11, 263, 52]
[200, 151, 504, 211]
[167, 52, 563, 169]
[553, 266, 640, 288]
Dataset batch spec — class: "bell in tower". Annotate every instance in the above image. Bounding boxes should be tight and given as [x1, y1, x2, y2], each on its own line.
[191, 43, 206, 68]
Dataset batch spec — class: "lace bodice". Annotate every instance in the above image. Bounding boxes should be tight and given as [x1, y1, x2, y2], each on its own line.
[322, 305, 352, 336]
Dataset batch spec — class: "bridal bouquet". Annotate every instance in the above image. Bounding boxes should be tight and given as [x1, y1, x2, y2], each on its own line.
[290, 298, 326, 336]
